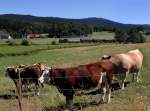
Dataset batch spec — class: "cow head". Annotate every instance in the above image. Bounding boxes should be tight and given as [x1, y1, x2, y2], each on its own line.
[5, 67, 19, 78]
[39, 67, 52, 84]
[101, 55, 111, 60]
[33, 63, 45, 72]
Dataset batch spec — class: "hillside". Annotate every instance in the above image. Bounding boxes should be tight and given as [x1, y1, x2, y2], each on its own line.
[0, 14, 150, 30]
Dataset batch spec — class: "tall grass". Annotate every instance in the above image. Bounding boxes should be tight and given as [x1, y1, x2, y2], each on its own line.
[0, 43, 150, 111]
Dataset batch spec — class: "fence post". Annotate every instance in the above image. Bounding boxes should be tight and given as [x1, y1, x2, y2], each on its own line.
[18, 69, 23, 111]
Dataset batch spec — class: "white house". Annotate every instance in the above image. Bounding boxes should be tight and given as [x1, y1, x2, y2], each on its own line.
[0, 30, 12, 40]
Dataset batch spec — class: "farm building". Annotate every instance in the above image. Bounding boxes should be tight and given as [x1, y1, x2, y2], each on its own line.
[58, 36, 93, 43]
[26, 33, 49, 39]
[144, 29, 150, 35]
[0, 30, 12, 40]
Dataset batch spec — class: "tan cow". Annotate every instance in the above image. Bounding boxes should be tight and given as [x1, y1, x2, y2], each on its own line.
[102, 49, 143, 89]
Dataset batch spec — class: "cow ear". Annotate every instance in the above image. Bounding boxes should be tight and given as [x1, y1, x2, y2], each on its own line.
[6, 67, 12, 72]
[108, 56, 111, 59]
[6, 67, 10, 72]
[102, 55, 111, 60]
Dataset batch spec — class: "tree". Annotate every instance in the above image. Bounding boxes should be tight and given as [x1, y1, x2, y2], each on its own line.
[114, 30, 128, 43]
[127, 29, 146, 43]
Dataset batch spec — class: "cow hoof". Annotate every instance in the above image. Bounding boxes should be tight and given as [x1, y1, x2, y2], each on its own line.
[37, 92, 40, 96]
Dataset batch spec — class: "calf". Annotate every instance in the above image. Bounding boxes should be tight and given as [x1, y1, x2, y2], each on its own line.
[6, 63, 45, 95]
[102, 49, 143, 89]
[39, 60, 115, 110]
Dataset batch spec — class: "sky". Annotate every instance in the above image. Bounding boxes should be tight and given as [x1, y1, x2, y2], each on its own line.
[0, 0, 150, 24]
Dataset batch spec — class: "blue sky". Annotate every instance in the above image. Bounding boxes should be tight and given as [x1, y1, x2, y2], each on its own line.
[0, 0, 150, 24]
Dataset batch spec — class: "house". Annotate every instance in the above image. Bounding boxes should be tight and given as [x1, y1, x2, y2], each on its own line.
[0, 30, 12, 40]
[26, 33, 49, 39]
[143, 29, 150, 35]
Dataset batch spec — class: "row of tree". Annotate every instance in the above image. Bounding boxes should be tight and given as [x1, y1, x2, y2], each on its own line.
[0, 18, 92, 38]
[0, 17, 146, 43]
[114, 29, 145, 43]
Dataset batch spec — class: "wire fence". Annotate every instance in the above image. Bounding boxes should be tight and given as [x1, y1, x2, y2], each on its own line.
[0, 75, 145, 111]
[0, 76, 106, 111]
[0, 77, 46, 111]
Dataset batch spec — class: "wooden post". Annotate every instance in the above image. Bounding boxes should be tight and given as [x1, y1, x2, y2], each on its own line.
[18, 69, 23, 111]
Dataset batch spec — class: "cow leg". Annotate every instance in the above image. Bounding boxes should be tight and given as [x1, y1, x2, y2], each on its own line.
[120, 72, 128, 89]
[100, 86, 107, 103]
[65, 93, 74, 110]
[35, 81, 41, 96]
[41, 83, 44, 88]
[23, 83, 28, 92]
[132, 73, 136, 82]
[120, 79, 125, 89]
[135, 71, 140, 82]
[100, 76, 111, 103]
[100, 86, 111, 103]
[106, 86, 111, 103]
[22, 84, 25, 92]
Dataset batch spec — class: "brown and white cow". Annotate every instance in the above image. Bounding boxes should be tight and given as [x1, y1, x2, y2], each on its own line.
[6, 63, 45, 95]
[39, 60, 115, 110]
[102, 49, 143, 89]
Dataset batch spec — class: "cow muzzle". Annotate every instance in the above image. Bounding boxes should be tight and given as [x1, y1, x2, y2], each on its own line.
[39, 76, 44, 84]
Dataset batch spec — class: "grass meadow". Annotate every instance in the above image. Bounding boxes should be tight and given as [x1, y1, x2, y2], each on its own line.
[92, 31, 114, 40]
[0, 32, 150, 111]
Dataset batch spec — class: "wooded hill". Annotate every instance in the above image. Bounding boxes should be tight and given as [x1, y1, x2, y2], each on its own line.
[0, 14, 150, 38]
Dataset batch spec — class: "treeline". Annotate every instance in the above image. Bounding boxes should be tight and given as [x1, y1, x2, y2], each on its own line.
[93, 26, 115, 32]
[114, 28, 145, 43]
[48, 22, 92, 38]
[0, 18, 92, 38]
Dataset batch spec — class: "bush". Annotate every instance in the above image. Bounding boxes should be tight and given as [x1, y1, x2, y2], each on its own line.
[114, 30, 128, 43]
[51, 41, 57, 45]
[114, 29, 146, 43]
[21, 39, 30, 46]
[7, 40, 18, 46]
[127, 30, 145, 43]
[59, 39, 68, 43]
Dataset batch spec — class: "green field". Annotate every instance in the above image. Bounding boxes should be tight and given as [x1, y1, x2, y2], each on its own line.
[145, 35, 150, 42]
[92, 31, 114, 40]
[0, 41, 150, 111]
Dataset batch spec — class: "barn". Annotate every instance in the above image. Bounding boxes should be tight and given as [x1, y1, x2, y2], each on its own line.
[0, 30, 12, 40]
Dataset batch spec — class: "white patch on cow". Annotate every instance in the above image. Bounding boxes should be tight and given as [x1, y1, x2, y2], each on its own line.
[136, 71, 140, 82]
[39, 67, 51, 83]
[97, 72, 106, 88]
[15, 68, 19, 73]
[107, 88, 111, 103]
[37, 92, 40, 96]
[39, 75, 44, 83]
[101, 87, 106, 102]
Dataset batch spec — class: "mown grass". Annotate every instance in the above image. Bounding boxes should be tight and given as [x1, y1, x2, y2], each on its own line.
[92, 31, 114, 40]
[145, 34, 150, 42]
[0, 43, 150, 111]
[0, 43, 100, 58]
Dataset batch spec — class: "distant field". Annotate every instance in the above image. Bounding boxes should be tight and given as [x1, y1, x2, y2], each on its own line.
[92, 31, 114, 40]
[0, 43, 150, 111]
[0, 31, 150, 111]
[145, 35, 150, 42]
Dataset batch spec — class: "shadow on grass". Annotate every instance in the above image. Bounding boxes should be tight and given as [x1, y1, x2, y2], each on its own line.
[76, 81, 130, 96]
[43, 100, 101, 111]
[0, 94, 18, 100]
[43, 82, 130, 111]
[0, 89, 38, 100]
